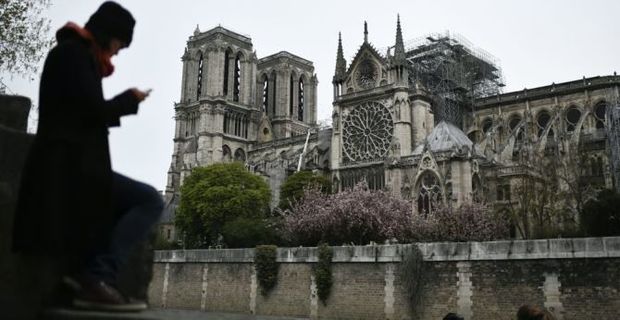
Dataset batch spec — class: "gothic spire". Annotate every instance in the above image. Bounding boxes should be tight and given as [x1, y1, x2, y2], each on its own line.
[334, 32, 347, 83]
[393, 14, 406, 66]
[364, 21, 368, 43]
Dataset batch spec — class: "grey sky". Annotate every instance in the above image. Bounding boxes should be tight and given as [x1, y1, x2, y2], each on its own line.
[3, 0, 619, 191]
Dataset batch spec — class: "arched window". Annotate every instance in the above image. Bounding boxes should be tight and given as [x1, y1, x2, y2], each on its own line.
[508, 115, 523, 149]
[222, 145, 232, 162]
[416, 171, 442, 216]
[537, 110, 551, 138]
[189, 112, 198, 135]
[223, 112, 229, 134]
[482, 118, 493, 134]
[234, 148, 246, 162]
[509, 115, 521, 132]
[289, 74, 295, 116]
[223, 49, 232, 96]
[271, 71, 277, 116]
[233, 53, 242, 102]
[262, 74, 269, 113]
[594, 102, 607, 129]
[196, 52, 203, 100]
[298, 77, 304, 121]
[566, 106, 581, 132]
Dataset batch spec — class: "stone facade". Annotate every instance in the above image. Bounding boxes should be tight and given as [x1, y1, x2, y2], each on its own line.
[328, 19, 620, 238]
[149, 237, 620, 320]
[165, 20, 620, 240]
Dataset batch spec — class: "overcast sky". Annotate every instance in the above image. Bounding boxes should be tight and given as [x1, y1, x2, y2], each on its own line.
[3, 0, 619, 191]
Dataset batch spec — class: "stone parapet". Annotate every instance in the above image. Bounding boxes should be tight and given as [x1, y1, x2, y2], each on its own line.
[154, 237, 620, 264]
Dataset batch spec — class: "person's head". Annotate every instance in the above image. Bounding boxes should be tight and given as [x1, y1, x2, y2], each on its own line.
[517, 305, 555, 320]
[85, 1, 135, 54]
[443, 313, 464, 320]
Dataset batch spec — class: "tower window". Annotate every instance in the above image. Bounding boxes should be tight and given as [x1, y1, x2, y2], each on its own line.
[223, 49, 231, 96]
[223, 112, 229, 134]
[233, 53, 242, 102]
[271, 71, 277, 116]
[289, 74, 294, 116]
[298, 77, 304, 121]
[197, 52, 203, 100]
[262, 75, 269, 113]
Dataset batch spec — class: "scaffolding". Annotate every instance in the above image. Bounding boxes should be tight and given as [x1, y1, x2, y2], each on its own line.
[405, 31, 504, 127]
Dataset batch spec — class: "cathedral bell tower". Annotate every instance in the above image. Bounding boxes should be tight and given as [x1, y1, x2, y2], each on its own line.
[166, 26, 257, 197]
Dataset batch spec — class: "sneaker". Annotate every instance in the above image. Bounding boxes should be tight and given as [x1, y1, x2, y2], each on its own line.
[62, 275, 82, 292]
[72, 279, 147, 312]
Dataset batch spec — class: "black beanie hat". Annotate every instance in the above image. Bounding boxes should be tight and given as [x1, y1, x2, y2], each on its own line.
[85, 1, 135, 47]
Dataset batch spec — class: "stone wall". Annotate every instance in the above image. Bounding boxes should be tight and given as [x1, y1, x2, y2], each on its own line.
[149, 237, 620, 320]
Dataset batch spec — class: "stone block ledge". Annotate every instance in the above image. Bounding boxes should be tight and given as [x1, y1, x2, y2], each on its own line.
[153, 237, 620, 263]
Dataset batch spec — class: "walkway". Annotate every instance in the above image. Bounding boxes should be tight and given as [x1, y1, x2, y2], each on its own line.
[43, 308, 309, 320]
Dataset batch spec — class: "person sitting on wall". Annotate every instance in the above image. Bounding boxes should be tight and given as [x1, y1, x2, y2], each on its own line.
[12, 1, 162, 312]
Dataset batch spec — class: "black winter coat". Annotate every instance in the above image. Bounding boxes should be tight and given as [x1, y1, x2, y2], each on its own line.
[12, 28, 139, 254]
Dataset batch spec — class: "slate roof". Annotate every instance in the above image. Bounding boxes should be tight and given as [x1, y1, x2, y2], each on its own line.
[413, 121, 476, 155]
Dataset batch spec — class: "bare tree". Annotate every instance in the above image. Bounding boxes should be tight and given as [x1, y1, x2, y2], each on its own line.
[501, 132, 602, 238]
[0, 0, 53, 80]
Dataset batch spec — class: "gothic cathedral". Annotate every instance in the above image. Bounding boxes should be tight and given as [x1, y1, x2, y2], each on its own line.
[163, 18, 620, 239]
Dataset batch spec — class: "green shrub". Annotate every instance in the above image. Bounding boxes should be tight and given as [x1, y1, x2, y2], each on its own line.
[175, 162, 271, 248]
[314, 243, 333, 304]
[222, 217, 278, 248]
[255, 245, 279, 296]
[279, 170, 331, 210]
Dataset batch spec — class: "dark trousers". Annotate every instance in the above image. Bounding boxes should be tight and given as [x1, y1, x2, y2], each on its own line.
[85, 172, 163, 283]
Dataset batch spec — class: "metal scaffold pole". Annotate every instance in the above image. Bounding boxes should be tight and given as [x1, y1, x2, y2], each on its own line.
[297, 129, 312, 172]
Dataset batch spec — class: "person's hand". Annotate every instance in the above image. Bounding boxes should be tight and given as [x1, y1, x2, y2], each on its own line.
[131, 88, 151, 102]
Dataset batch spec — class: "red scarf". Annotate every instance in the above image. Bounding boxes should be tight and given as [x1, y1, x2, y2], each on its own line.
[60, 22, 115, 77]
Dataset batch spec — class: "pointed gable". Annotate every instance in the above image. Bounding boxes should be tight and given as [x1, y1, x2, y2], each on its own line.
[345, 42, 386, 77]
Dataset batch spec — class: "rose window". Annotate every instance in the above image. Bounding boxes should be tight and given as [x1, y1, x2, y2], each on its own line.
[342, 101, 393, 162]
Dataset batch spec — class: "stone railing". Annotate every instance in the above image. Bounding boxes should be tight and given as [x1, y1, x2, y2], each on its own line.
[154, 237, 620, 264]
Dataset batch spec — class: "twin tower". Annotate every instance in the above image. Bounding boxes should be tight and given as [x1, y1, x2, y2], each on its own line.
[166, 26, 319, 195]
